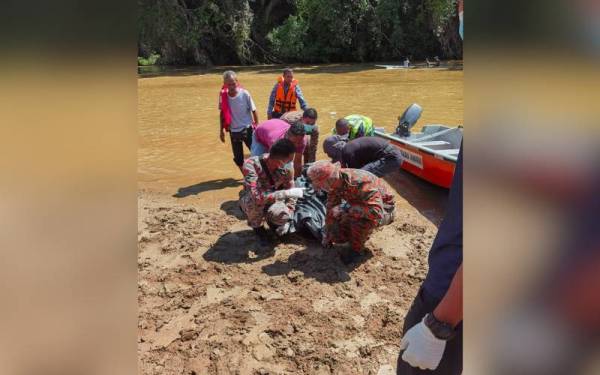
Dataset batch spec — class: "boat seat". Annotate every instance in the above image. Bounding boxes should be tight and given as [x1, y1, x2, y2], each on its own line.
[413, 127, 460, 143]
[438, 149, 460, 155]
[416, 140, 451, 147]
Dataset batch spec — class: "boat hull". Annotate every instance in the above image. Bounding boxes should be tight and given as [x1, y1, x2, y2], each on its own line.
[375, 130, 458, 188]
[394, 141, 456, 188]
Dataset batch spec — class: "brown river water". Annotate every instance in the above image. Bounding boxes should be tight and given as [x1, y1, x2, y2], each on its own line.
[138, 64, 463, 223]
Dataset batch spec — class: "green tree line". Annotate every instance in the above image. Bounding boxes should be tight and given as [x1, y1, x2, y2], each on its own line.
[138, 0, 462, 66]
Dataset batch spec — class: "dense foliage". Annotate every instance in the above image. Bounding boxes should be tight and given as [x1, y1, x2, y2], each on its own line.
[138, 0, 462, 65]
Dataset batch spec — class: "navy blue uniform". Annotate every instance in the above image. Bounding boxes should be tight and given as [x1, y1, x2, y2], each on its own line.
[397, 145, 462, 375]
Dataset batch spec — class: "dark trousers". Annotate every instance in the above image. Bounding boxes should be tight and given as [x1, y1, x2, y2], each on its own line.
[230, 127, 253, 167]
[303, 125, 319, 164]
[396, 287, 462, 375]
[362, 146, 403, 177]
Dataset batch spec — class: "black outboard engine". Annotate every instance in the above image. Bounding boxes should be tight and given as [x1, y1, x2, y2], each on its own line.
[396, 103, 423, 137]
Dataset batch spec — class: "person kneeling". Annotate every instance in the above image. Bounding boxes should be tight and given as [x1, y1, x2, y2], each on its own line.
[307, 161, 395, 264]
[240, 138, 305, 245]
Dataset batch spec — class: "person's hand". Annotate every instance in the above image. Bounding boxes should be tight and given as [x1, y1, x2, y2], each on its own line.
[331, 205, 343, 218]
[399, 319, 446, 370]
[273, 190, 286, 201]
[219, 131, 225, 143]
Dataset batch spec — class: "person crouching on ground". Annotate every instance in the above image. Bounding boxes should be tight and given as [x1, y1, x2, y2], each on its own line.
[323, 135, 404, 178]
[333, 114, 374, 140]
[240, 138, 305, 245]
[251, 119, 308, 178]
[307, 160, 395, 264]
[280, 108, 319, 164]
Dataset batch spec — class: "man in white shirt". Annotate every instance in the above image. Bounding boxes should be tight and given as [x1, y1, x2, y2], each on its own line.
[219, 70, 259, 173]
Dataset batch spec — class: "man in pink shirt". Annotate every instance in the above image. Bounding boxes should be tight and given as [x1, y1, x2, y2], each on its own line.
[251, 119, 307, 177]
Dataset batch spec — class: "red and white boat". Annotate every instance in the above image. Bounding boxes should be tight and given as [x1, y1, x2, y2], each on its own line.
[374, 104, 462, 188]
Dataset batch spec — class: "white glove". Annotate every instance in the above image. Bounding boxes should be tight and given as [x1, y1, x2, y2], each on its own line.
[285, 187, 305, 198]
[400, 319, 446, 370]
[273, 188, 304, 201]
[275, 222, 291, 236]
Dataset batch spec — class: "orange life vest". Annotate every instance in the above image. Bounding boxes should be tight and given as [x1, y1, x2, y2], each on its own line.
[273, 76, 298, 114]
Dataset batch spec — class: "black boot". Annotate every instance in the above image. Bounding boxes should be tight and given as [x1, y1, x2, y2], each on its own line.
[253, 226, 270, 247]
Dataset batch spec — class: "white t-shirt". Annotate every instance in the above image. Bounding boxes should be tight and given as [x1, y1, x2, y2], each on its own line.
[219, 88, 256, 132]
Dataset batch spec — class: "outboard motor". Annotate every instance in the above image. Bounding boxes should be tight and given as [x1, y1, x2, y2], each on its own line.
[396, 103, 423, 137]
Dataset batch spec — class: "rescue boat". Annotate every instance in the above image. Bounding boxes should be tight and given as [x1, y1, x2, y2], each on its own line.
[374, 103, 462, 188]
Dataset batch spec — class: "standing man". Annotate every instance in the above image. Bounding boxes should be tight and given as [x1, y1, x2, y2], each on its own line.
[307, 160, 396, 265]
[240, 139, 305, 244]
[219, 70, 258, 174]
[280, 108, 319, 163]
[267, 68, 309, 120]
[323, 135, 404, 178]
[396, 147, 462, 374]
[251, 119, 308, 178]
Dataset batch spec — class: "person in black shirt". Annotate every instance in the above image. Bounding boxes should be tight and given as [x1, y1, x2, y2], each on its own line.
[396, 146, 462, 374]
[322, 135, 404, 177]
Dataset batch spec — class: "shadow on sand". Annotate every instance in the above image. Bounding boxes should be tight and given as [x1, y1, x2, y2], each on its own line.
[203, 229, 277, 264]
[261, 242, 370, 284]
[203, 226, 368, 283]
[173, 178, 242, 198]
[220, 200, 246, 220]
[384, 170, 449, 227]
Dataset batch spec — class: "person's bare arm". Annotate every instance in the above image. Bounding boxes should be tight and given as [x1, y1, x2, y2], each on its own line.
[433, 264, 463, 327]
[293, 152, 302, 179]
[252, 110, 259, 126]
[219, 112, 225, 143]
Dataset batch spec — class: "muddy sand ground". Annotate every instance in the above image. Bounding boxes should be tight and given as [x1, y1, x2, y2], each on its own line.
[138, 174, 440, 375]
